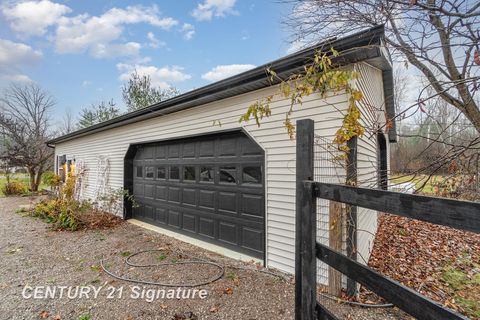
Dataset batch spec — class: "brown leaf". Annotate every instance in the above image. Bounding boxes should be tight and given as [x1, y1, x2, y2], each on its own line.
[209, 306, 219, 313]
[409, 0, 417, 6]
[233, 278, 240, 286]
[160, 304, 168, 310]
[53, 316, 61, 320]
[223, 287, 233, 295]
[40, 311, 49, 319]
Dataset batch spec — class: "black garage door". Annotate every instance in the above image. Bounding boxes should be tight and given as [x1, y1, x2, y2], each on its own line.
[132, 131, 265, 258]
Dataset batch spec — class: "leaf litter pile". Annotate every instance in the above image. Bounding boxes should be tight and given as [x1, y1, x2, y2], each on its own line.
[368, 213, 480, 319]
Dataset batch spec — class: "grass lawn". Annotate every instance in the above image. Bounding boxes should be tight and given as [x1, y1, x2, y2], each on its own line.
[0, 173, 47, 196]
[391, 174, 445, 194]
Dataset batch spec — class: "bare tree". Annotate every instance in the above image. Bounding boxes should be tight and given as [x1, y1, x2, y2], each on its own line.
[58, 109, 76, 135]
[285, 0, 480, 134]
[0, 83, 55, 191]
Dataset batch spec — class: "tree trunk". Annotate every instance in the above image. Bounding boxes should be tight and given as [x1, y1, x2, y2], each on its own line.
[35, 169, 43, 192]
[28, 168, 38, 192]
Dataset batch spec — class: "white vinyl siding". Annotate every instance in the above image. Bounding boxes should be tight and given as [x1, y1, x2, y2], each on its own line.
[354, 62, 387, 266]
[55, 84, 349, 274]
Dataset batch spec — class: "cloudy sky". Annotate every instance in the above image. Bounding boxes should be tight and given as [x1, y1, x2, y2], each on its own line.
[0, 0, 292, 120]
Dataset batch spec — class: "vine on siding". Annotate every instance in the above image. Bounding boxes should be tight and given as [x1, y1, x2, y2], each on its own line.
[239, 48, 365, 157]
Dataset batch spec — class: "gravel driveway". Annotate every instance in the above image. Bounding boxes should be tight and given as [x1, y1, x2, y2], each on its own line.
[0, 196, 408, 320]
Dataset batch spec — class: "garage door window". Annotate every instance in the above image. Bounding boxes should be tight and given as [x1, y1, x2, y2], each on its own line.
[170, 166, 180, 180]
[184, 166, 196, 181]
[145, 166, 154, 179]
[220, 166, 236, 184]
[242, 166, 262, 184]
[200, 166, 214, 183]
[136, 166, 143, 178]
[157, 166, 166, 179]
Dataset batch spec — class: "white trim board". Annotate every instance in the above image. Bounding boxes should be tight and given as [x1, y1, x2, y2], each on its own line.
[128, 219, 263, 265]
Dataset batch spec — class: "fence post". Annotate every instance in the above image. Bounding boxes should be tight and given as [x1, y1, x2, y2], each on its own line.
[346, 137, 358, 297]
[328, 200, 343, 296]
[295, 119, 317, 320]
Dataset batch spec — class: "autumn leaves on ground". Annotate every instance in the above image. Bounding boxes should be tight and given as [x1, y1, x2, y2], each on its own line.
[369, 213, 480, 319]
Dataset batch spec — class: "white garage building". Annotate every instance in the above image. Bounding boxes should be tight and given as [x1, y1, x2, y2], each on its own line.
[47, 26, 395, 277]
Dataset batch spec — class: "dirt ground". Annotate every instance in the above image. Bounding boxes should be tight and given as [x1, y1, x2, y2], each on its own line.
[0, 196, 409, 320]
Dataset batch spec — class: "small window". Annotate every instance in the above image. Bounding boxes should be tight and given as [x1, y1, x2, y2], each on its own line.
[145, 166, 154, 179]
[184, 166, 196, 181]
[242, 166, 262, 184]
[200, 166, 214, 183]
[220, 166, 236, 184]
[136, 166, 143, 178]
[157, 167, 166, 179]
[170, 166, 180, 180]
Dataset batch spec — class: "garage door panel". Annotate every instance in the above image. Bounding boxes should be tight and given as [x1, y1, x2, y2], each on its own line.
[145, 184, 155, 199]
[182, 213, 196, 233]
[134, 183, 144, 196]
[155, 186, 167, 201]
[218, 192, 237, 213]
[166, 144, 179, 159]
[144, 205, 154, 220]
[133, 131, 265, 259]
[155, 145, 166, 159]
[168, 210, 181, 228]
[198, 218, 215, 238]
[242, 227, 264, 252]
[218, 138, 236, 157]
[182, 188, 196, 206]
[155, 208, 167, 224]
[168, 187, 181, 203]
[241, 194, 264, 217]
[199, 140, 214, 157]
[183, 142, 196, 158]
[199, 190, 215, 209]
[218, 221, 238, 245]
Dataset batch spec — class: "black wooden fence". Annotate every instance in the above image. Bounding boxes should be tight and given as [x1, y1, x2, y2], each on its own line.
[295, 119, 480, 320]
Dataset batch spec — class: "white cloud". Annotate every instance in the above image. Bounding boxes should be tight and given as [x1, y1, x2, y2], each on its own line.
[147, 32, 166, 48]
[0, 39, 42, 66]
[55, 6, 178, 58]
[3, 2, 180, 59]
[2, 73, 33, 83]
[0, 39, 41, 84]
[286, 40, 309, 54]
[117, 63, 191, 89]
[1, 0, 71, 36]
[181, 23, 195, 40]
[191, 0, 237, 21]
[201, 64, 256, 82]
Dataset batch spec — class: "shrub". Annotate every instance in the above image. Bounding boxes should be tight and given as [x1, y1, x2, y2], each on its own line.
[27, 174, 124, 231]
[42, 171, 62, 188]
[2, 180, 27, 196]
[29, 197, 122, 231]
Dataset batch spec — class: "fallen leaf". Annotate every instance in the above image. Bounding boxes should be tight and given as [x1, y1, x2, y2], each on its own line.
[223, 287, 233, 295]
[40, 310, 49, 319]
[209, 306, 219, 313]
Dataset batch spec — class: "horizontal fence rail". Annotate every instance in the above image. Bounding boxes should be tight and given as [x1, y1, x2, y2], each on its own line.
[312, 182, 480, 233]
[316, 243, 468, 320]
[294, 119, 480, 320]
